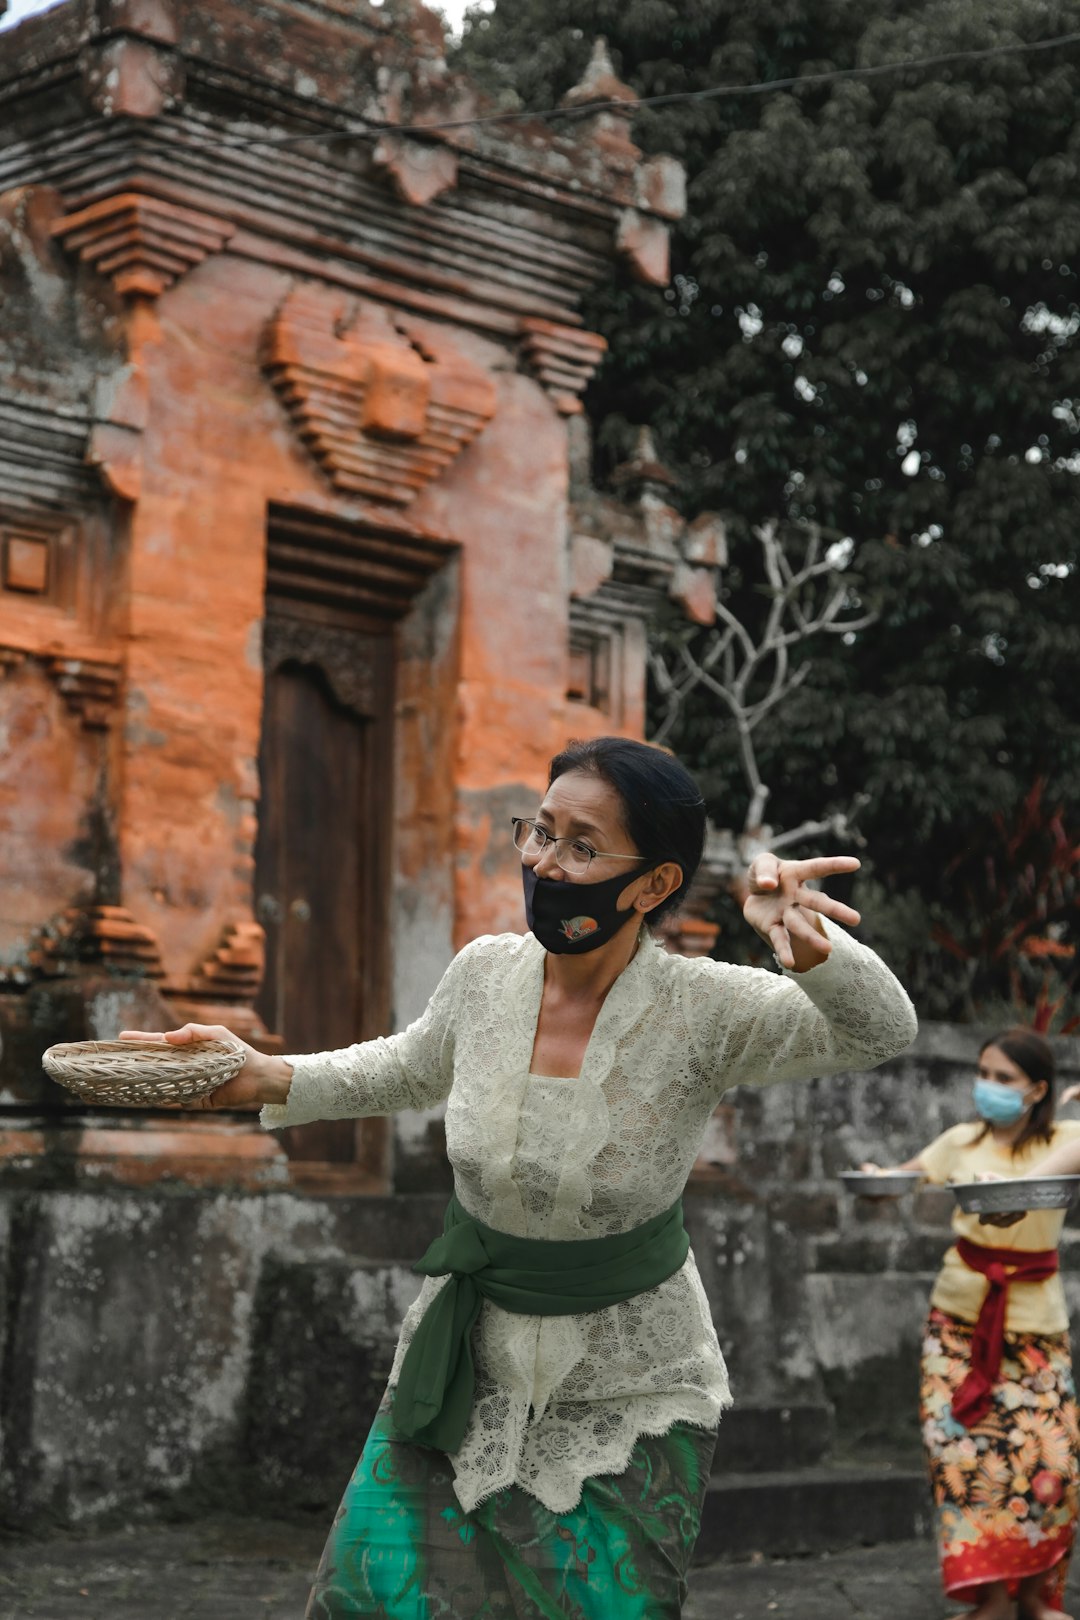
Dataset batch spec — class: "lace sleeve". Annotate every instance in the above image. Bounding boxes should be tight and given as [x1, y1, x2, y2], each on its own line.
[259, 940, 474, 1130]
[684, 919, 918, 1095]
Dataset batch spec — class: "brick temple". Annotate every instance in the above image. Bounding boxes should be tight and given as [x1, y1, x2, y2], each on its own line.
[0, 0, 724, 1189]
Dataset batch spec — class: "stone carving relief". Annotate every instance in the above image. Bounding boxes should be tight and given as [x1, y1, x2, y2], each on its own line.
[0, 596, 124, 731]
[31, 904, 166, 979]
[263, 286, 497, 506]
[87, 363, 148, 503]
[51, 191, 236, 302]
[44, 653, 123, 731]
[0, 184, 156, 510]
[615, 208, 673, 289]
[558, 39, 688, 287]
[519, 319, 608, 417]
[78, 1, 185, 121]
[565, 424, 727, 729]
[263, 614, 378, 719]
[372, 135, 459, 208]
[182, 920, 266, 1007]
[0, 514, 124, 730]
[559, 38, 640, 176]
[43, 179, 237, 508]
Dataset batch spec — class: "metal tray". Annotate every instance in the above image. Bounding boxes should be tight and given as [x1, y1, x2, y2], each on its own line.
[839, 1170, 923, 1199]
[950, 1176, 1080, 1215]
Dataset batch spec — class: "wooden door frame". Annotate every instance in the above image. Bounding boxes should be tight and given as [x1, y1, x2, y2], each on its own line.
[257, 600, 396, 1189]
[255, 501, 454, 1192]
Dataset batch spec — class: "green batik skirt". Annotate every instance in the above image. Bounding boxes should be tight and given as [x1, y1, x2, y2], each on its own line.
[305, 1401, 718, 1619]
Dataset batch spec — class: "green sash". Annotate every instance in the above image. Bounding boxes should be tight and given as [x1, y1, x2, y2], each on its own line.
[391, 1194, 690, 1454]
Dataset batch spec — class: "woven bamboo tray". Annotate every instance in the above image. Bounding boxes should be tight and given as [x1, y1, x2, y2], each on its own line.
[41, 1037, 245, 1106]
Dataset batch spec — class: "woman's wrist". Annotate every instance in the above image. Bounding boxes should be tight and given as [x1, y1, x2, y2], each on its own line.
[772, 912, 829, 974]
[254, 1053, 294, 1107]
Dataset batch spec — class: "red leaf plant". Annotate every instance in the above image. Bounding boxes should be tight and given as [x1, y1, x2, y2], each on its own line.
[930, 780, 1080, 1033]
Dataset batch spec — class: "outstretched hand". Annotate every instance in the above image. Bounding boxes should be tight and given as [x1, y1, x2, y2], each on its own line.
[742, 853, 861, 971]
[117, 1023, 290, 1110]
[979, 1209, 1026, 1229]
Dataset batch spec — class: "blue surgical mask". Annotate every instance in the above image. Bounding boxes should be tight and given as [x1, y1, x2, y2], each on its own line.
[973, 1078, 1031, 1126]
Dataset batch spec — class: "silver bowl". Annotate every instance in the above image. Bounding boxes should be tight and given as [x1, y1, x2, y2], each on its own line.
[839, 1170, 923, 1199]
[950, 1176, 1080, 1215]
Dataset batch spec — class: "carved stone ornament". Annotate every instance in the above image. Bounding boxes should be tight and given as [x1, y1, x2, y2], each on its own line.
[519, 319, 607, 416]
[51, 191, 236, 300]
[635, 154, 687, 223]
[559, 38, 640, 175]
[88, 363, 149, 502]
[263, 286, 496, 506]
[616, 208, 671, 288]
[263, 614, 377, 719]
[80, 34, 186, 121]
[30, 904, 166, 979]
[0, 644, 122, 730]
[185, 920, 266, 1006]
[568, 425, 725, 630]
[372, 135, 459, 208]
[46, 653, 123, 729]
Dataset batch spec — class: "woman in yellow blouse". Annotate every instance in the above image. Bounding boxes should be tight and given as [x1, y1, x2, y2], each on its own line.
[867, 1029, 1080, 1620]
[1002, 1125, 1080, 1184]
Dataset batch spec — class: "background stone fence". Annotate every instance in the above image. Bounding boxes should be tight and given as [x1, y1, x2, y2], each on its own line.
[2, 1021, 1078, 1529]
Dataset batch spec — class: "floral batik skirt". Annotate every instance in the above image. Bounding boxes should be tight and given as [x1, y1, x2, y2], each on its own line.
[305, 1401, 717, 1619]
[921, 1307, 1080, 1607]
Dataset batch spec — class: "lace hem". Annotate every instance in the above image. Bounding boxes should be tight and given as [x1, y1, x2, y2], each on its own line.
[456, 1390, 730, 1515]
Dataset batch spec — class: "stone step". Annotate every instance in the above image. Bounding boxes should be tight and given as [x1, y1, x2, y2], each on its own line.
[696, 1463, 930, 1560]
[712, 1401, 834, 1473]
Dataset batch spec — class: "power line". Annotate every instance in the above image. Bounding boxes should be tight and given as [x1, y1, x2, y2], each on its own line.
[203, 27, 1080, 151]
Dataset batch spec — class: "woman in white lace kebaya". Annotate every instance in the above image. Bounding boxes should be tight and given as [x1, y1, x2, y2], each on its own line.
[123, 737, 917, 1618]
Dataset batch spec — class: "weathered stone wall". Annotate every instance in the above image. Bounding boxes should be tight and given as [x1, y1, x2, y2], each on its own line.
[3, 1021, 1078, 1528]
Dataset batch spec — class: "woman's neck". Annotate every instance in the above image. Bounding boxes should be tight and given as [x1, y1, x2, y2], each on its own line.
[542, 919, 645, 1001]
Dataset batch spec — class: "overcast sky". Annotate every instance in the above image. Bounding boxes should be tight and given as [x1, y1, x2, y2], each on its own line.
[1, 0, 65, 26]
[1, 0, 472, 34]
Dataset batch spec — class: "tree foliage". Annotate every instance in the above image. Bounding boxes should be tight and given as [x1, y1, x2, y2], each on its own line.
[456, 0, 1080, 1019]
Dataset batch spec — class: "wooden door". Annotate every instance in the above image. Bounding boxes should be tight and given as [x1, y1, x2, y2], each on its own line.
[254, 611, 393, 1168]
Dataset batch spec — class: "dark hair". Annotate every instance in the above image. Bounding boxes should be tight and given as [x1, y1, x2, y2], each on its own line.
[547, 737, 706, 926]
[973, 1026, 1056, 1155]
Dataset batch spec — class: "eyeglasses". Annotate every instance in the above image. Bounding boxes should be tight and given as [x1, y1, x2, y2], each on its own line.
[510, 817, 645, 878]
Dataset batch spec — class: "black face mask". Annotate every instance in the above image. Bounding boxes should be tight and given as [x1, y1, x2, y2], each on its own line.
[521, 861, 652, 955]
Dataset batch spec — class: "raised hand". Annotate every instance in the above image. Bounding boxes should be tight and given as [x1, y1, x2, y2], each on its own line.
[742, 853, 861, 972]
[117, 1023, 292, 1110]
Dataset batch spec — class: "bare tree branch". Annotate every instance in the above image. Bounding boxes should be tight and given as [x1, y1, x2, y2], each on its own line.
[649, 519, 877, 860]
[821, 611, 877, 634]
[769, 811, 860, 854]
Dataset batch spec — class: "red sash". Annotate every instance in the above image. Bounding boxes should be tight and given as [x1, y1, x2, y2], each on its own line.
[950, 1237, 1059, 1427]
